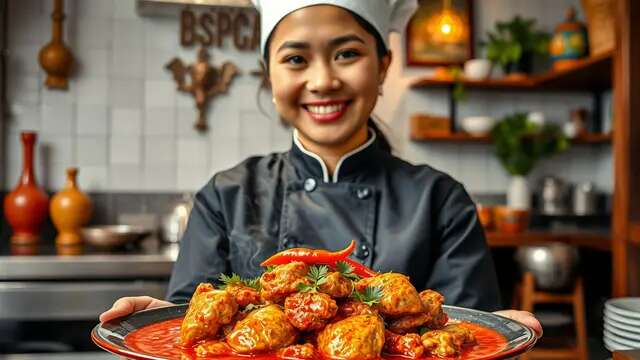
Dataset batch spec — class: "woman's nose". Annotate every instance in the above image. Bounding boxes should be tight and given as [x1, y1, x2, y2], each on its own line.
[306, 63, 341, 93]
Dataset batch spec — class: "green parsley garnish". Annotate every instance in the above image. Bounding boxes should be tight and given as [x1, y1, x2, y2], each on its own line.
[297, 265, 329, 292]
[351, 286, 384, 306]
[335, 261, 360, 281]
[218, 273, 261, 291]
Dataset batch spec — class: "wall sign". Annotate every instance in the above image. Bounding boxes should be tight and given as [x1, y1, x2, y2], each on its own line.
[180, 7, 260, 51]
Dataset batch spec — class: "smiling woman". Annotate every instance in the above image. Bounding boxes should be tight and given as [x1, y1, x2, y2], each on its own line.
[100, 0, 540, 353]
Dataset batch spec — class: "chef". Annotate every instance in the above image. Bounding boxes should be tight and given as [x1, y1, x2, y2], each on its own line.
[101, 0, 541, 334]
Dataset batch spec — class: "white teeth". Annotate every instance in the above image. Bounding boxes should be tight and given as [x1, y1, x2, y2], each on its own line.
[307, 104, 344, 115]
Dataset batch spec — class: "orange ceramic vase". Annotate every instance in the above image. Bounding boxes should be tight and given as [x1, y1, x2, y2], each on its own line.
[50, 167, 92, 246]
[3, 132, 50, 244]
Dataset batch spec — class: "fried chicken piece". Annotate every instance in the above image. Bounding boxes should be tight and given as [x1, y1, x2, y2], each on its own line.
[180, 283, 238, 347]
[260, 261, 311, 303]
[421, 324, 476, 357]
[384, 330, 425, 359]
[317, 314, 385, 360]
[319, 271, 353, 298]
[420, 289, 448, 329]
[224, 283, 261, 307]
[194, 340, 232, 357]
[388, 313, 431, 334]
[388, 290, 448, 333]
[284, 292, 338, 331]
[338, 300, 378, 317]
[277, 343, 316, 359]
[226, 304, 297, 354]
[356, 273, 424, 317]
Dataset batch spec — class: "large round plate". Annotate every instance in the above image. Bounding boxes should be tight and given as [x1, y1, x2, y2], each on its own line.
[604, 315, 640, 336]
[604, 308, 640, 327]
[92, 304, 538, 360]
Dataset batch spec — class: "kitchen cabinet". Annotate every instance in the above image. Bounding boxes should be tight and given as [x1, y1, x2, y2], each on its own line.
[611, 0, 640, 297]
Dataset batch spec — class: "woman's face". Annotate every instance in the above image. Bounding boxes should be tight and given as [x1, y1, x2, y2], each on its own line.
[268, 5, 390, 153]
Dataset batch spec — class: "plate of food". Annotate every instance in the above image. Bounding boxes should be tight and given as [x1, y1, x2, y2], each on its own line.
[92, 241, 537, 359]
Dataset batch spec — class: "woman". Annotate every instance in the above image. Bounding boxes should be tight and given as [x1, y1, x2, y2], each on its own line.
[101, 0, 541, 334]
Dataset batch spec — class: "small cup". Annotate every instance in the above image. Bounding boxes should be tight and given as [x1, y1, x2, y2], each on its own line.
[476, 205, 494, 230]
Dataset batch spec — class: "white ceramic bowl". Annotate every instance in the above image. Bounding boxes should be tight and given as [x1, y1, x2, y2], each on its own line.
[604, 314, 640, 335]
[460, 116, 496, 135]
[464, 59, 492, 80]
[605, 297, 640, 319]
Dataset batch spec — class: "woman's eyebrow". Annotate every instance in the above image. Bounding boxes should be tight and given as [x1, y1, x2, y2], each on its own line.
[328, 34, 365, 47]
[276, 34, 365, 54]
[277, 41, 309, 53]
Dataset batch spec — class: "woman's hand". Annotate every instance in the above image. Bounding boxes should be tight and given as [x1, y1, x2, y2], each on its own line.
[494, 310, 543, 337]
[99, 296, 173, 323]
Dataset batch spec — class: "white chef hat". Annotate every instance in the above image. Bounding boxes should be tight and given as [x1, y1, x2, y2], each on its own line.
[251, 0, 418, 56]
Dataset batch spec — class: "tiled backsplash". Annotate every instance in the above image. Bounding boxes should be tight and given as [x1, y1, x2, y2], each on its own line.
[2, 0, 613, 195]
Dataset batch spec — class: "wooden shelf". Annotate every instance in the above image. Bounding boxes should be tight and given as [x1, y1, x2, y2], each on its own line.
[411, 51, 613, 92]
[411, 132, 612, 144]
[486, 231, 611, 251]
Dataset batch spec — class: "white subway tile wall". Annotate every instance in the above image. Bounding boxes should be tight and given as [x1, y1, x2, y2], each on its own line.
[2, 0, 613, 194]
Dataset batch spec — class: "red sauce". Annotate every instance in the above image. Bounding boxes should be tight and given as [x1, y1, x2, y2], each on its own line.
[124, 318, 507, 360]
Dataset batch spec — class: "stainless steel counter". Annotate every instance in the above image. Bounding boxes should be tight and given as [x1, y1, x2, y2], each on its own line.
[0, 238, 178, 321]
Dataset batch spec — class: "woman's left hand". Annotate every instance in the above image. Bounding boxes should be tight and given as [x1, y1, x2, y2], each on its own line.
[494, 310, 543, 337]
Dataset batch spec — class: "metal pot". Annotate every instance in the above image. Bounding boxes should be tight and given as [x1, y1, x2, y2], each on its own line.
[81, 225, 152, 249]
[515, 243, 579, 291]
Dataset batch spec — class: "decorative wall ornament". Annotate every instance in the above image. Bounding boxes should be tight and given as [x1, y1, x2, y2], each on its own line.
[180, 7, 260, 51]
[39, 0, 74, 89]
[166, 47, 240, 131]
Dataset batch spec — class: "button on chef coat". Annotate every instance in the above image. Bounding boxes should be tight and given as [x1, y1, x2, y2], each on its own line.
[167, 128, 501, 311]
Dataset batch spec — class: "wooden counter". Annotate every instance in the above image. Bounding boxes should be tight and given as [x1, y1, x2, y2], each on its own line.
[486, 231, 611, 251]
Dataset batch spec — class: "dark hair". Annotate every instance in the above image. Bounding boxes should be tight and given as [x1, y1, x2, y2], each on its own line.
[262, 7, 393, 153]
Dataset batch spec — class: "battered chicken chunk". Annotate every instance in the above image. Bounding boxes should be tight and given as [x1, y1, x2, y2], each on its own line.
[338, 300, 378, 318]
[389, 290, 448, 333]
[260, 261, 311, 303]
[226, 304, 297, 354]
[194, 340, 232, 357]
[317, 314, 385, 360]
[421, 324, 476, 357]
[224, 283, 261, 307]
[384, 330, 425, 359]
[284, 291, 338, 331]
[420, 289, 448, 329]
[356, 273, 424, 317]
[180, 283, 238, 347]
[318, 271, 353, 298]
[276, 343, 316, 359]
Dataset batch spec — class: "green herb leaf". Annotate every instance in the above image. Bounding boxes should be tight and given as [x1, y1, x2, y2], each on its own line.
[335, 261, 360, 281]
[244, 277, 261, 291]
[297, 265, 329, 293]
[352, 286, 384, 306]
[218, 273, 244, 289]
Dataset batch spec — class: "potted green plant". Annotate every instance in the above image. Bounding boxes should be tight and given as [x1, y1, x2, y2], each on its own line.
[491, 112, 569, 209]
[483, 16, 551, 76]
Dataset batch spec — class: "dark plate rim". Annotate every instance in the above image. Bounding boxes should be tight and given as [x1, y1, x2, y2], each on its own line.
[92, 304, 538, 360]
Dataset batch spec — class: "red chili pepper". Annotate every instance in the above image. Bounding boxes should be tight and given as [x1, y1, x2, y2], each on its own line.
[341, 258, 378, 278]
[260, 240, 356, 267]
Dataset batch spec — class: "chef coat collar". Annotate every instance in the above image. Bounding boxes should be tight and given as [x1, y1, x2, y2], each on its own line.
[290, 127, 381, 183]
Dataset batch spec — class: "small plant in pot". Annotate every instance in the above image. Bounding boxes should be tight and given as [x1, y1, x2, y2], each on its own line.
[483, 16, 550, 77]
[491, 112, 569, 211]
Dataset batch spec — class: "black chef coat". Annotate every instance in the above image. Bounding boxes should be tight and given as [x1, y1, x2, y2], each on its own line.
[167, 129, 501, 311]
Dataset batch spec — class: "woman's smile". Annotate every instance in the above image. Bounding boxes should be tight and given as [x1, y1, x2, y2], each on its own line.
[303, 99, 352, 123]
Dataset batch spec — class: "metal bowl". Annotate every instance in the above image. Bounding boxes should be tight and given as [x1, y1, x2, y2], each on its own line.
[81, 225, 152, 249]
[515, 243, 579, 291]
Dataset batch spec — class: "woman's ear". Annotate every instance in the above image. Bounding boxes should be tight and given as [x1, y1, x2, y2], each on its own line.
[379, 51, 393, 84]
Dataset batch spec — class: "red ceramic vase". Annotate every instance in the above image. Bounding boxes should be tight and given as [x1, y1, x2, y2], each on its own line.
[3, 132, 49, 244]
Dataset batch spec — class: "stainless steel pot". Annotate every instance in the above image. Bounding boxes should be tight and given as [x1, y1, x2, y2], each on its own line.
[515, 243, 579, 291]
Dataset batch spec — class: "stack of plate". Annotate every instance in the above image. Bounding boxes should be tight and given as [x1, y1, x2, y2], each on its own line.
[603, 298, 640, 351]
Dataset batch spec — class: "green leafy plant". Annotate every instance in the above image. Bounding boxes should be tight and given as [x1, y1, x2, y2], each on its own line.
[218, 273, 261, 291]
[491, 112, 569, 176]
[483, 15, 550, 73]
[335, 261, 360, 281]
[351, 286, 384, 306]
[297, 265, 329, 293]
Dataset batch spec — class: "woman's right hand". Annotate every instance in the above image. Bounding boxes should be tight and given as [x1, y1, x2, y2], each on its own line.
[99, 296, 173, 323]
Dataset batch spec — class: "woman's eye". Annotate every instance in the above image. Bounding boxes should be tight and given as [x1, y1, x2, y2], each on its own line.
[335, 50, 360, 60]
[285, 55, 306, 65]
